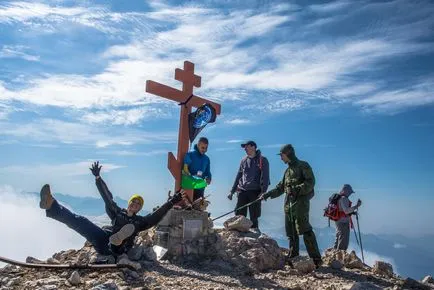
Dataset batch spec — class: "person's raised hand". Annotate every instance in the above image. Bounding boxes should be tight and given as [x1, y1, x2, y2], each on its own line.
[90, 161, 102, 177]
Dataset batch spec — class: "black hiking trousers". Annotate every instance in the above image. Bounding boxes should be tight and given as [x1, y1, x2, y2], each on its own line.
[235, 189, 262, 228]
[46, 200, 123, 255]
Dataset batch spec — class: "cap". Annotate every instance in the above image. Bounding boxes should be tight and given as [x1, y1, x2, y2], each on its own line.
[341, 184, 355, 194]
[241, 140, 257, 148]
[278, 144, 294, 155]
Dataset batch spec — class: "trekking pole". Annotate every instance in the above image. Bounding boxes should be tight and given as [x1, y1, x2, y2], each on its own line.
[355, 211, 365, 263]
[211, 197, 262, 222]
[350, 213, 360, 246]
[352, 226, 360, 246]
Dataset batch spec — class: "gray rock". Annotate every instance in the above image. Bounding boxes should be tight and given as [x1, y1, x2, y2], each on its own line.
[349, 282, 382, 289]
[123, 269, 140, 280]
[143, 276, 157, 284]
[422, 275, 434, 284]
[127, 246, 144, 261]
[41, 286, 58, 290]
[117, 255, 142, 271]
[372, 261, 394, 277]
[330, 259, 344, 270]
[26, 256, 44, 264]
[345, 251, 365, 269]
[403, 277, 432, 290]
[293, 257, 316, 274]
[91, 282, 119, 290]
[6, 278, 20, 287]
[46, 258, 60, 264]
[223, 215, 253, 232]
[68, 270, 80, 286]
[90, 253, 116, 264]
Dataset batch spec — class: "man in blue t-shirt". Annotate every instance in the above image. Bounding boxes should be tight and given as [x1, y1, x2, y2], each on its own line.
[183, 137, 212, 201]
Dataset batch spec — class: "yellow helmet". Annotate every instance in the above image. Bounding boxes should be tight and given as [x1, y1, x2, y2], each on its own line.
[128, 194, 144, 210]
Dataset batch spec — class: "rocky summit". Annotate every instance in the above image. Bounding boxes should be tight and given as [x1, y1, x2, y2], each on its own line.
[1, 216, 434, 290]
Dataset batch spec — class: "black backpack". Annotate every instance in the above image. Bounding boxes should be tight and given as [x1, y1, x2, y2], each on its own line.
[323, 193, 342, 222]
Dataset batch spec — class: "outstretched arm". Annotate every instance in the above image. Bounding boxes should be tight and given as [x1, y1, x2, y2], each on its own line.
[262, 169, 286, 200]
[136, 191, 185, 232]
[90, 161, 121, 219]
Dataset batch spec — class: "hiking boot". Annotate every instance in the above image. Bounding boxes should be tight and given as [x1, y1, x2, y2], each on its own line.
[288, 250, 299, 259]
[314, 258, 324, 269]
[109, 224, 135, 246]
[39, 184, 54, 209]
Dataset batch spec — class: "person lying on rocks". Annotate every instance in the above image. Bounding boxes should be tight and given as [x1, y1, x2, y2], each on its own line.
[39, 161, 185, 263]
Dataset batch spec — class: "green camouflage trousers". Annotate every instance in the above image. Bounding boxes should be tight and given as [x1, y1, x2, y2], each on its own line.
[284, 195, 321, 260]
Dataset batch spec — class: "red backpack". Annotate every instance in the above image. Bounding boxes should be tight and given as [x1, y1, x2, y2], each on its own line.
[323, 193, 342, 221]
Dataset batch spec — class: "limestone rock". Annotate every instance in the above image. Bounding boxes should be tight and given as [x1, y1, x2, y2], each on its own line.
[127, 245, 144, 261]
[349, 282, 382, 289]
[422, 275, 434, 284]
[223, 215, 253, 232]
[90, 253, 116, 264]
[46, 257, 60, 264]
[91, 282, 119, 290]
[68, 270, 81, 286]
[346, 251, 365, 269]
[373, 261, 394, 277]
[117, 255, 142, 271]
[26, 256, 45, 264]
[292, 256, 316, 274]
[403, 277, 432, 290]
[217, 229, 284, 273]
[330, 259, 344, 270]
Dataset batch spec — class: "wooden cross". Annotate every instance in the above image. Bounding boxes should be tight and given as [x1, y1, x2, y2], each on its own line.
[145, 61, 222, 195]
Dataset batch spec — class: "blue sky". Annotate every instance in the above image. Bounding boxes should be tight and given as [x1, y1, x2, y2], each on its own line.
[0, 0, 433, 237]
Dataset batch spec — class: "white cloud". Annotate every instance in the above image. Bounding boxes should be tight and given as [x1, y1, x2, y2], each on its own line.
[333, 84, 379, 98]
[0, 45, 39, 61]
[0, 1, 153, 34]
[0, 119, 176, 147]
[226, 140, 243, 143]
[309, 1, 353, 13]
[81, 107, 171, 125]
[0, 161, 124, 177]
[393, 243, 407, 249]
[0, 2, 87, 23]
[0, 185, 85, 265]
[0, 0, 433, 117]
[357, 78, 434, 113]
[0, 103, 11, 120]
[100, 149, 168, 156]
[224, 118, 251, 125]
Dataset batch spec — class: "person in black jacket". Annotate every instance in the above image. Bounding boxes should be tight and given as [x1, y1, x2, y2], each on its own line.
[39, 161, 184, 257]
[228, 140, 270, 231]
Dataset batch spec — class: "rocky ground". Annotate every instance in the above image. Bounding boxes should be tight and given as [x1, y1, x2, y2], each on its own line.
[1, 226, 434, 290]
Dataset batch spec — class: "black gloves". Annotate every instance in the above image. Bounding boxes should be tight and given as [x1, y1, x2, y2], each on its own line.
[169, 190, 184, 205]
[259, 192, 270, 201]
[90, 161, 102, 177]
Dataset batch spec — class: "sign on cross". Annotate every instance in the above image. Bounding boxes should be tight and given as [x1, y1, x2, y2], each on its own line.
[146, 61, 222, 196]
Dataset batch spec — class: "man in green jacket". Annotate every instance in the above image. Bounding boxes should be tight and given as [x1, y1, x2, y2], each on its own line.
[260, 144, 323, 268]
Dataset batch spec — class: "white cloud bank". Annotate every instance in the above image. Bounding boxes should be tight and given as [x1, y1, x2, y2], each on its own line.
[0, 185, 85, 266]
